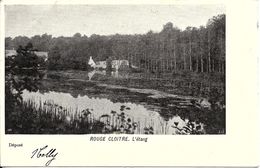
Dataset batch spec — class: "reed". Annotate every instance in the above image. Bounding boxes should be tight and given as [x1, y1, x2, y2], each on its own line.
[7, 97, 217, 134]
[8, 99, 159, 134]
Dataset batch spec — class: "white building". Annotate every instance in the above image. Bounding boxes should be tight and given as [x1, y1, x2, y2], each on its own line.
[88, 57, 129, 71]
[111, 60, 129, 70]
[5, 49, 48, 61]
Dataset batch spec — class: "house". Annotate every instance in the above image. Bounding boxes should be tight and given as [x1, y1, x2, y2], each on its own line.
[5, 49, 48, 61]
[88, 56, 107, 69]
[34, 51, 48, 61]
[88, 56, 130, 71]
[5, 50, 17, 57]
[111, 60, 129, 70]
[88, 56, 96, 67]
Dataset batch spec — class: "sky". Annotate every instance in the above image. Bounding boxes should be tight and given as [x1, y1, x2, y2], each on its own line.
[5, 5, 225, 38]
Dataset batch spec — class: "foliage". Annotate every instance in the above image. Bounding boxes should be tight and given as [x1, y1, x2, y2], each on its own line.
[5, 43, 45, 131]
[5, 14, 225, 73]
[6, 99, 150, 134]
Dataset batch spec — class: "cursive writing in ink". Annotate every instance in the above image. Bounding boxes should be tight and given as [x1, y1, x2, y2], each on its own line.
[31, 145, 58, 166]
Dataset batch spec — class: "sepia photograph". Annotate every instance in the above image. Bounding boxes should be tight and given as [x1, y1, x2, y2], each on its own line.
[5, 4, 226, 135]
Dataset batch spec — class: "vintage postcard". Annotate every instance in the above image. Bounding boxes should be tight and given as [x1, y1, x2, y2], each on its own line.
[0, 0, 259, 167]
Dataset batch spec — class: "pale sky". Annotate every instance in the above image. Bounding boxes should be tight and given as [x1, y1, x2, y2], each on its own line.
[5, 5, 225, 38]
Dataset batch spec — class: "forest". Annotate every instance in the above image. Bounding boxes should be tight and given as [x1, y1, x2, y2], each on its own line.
[5, 14, 225, 74]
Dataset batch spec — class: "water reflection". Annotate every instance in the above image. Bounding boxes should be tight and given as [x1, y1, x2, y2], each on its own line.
[88, 70, 106, 81]
[22, 90, 204, 134]
[6, 68, 225, 134]
[87, 70, 130, 81]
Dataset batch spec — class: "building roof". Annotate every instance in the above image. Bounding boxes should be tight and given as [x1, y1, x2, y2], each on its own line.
[5, 50, 17, 57]
[5, 50, 48, 60]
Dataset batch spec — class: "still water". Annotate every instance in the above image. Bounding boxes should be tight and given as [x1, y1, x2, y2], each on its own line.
[20, 70, 225, 134]
[22, 89, 194, 134]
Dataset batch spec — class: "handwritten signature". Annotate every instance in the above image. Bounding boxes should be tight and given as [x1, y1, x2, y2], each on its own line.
[31, 145, 58, 166]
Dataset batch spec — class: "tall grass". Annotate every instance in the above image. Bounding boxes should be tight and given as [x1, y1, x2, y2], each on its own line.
[6, 97, 212, 134]
[7, 99, 159, 134]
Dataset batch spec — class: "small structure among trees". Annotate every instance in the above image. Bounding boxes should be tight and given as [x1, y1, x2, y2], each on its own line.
[88, 56, 130, 71]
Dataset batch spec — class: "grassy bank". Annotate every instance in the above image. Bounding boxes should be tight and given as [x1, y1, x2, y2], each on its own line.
[6, 99, 145, 134]
[6, 98, 214, 134]
[46, 70, 225, 98]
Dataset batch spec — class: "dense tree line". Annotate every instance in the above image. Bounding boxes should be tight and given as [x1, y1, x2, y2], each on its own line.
[5, 14, 225, 73]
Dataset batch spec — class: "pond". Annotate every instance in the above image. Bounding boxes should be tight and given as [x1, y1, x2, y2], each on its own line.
[18, 70, 225, 134]
[22, 90, 180, 134]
